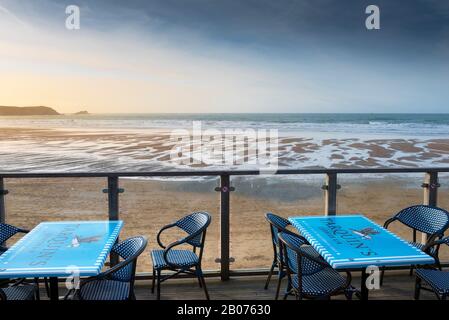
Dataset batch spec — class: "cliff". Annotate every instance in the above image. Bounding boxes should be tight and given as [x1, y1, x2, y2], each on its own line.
[0, 106, 60, 116]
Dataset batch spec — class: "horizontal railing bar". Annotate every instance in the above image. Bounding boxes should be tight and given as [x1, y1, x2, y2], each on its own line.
[1, 167, 449, 178]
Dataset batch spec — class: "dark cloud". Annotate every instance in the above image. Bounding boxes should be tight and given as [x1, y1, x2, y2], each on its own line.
[45, 0, 445, 62]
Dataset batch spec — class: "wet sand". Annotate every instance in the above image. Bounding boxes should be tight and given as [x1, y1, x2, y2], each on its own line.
[0, 127, 448, 172]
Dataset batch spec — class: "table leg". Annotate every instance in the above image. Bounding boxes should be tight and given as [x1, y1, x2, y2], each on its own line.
[360, 269, 369, 300]
[48, 277, 59, 301]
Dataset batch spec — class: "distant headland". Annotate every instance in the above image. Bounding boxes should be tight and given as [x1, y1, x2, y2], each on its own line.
[74, 110, 89, 115]
[0, 106, 89, 116]
[0, 106, 60, 116]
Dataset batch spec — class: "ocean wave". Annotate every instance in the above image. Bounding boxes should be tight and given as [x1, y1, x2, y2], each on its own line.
[1, 115, 449, 138]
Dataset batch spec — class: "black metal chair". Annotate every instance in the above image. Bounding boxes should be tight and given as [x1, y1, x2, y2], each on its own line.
[0, 223, 29, 254]
[264, 213, 311, 299]
[151, 212, 211, 300]
[74, 236, 147, 300]
[278, 231, 353, 300]
[381, 205, 449, 284]
[1, 223, 29, 286]
[0, 223, 42, 297]
[0, 282, 38, 301]
[415, 237, 449, 300]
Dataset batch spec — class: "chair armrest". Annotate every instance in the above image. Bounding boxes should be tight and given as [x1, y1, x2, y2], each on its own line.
[162, 228, 205, 269]
[79, 264, 122, 289]
[383, 217, 396, 229]
[16, 228, 29, 234]
[156, 223, 177, 249]
[423, 236, 449, 253]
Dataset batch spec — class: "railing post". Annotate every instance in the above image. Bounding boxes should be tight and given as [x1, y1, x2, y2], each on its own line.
[107, 176, 120, 221]
[423, 172, 438, 207]
[422, 172, 439, 243]
[105, 176, 122, 265]
[324, 173, 338, 215]
[219, 174, 231, 281]
[0, 177, 6, 225]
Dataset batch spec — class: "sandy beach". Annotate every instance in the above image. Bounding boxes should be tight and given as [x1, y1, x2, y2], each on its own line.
[4, 176, 449, 272]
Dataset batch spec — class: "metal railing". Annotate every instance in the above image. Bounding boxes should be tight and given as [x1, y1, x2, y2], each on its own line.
[0, 167, 448, 280]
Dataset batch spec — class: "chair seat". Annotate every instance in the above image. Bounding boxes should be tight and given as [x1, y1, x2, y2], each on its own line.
[151, 249, 199, 270]
[79, 279, 130, 300]
[2, 285, 36, 300]
[291, 267, 347, 297]
[416, 269, 449, 295]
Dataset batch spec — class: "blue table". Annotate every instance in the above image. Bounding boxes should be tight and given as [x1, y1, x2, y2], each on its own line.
[0, 220, 123, 300]
[288, 215, 435, 299]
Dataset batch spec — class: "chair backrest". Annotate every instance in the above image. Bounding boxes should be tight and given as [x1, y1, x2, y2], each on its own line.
[265, 213, 291, 248]
[0, 224, 22, 244]
[394, 205, 449, 237]
[278, 231, 324, 276]
[175, 212, 211, 248]
[107, 236, 148, 283]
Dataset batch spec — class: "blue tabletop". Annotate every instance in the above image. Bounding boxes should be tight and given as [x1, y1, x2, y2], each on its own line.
[0, 220, 123, 278]
[289, 215, 435, 269]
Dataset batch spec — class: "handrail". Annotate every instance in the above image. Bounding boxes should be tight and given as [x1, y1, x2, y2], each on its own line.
[0, 166, 449, 178]
[0, 167, 448, 280]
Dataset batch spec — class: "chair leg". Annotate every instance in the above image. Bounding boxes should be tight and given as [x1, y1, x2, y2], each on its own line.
[156, 270, 161, 300]
[151, 268, 156, 294]
[283, 287, 291, 300]
[414, 277, 421, 300]
[275, 269, 283, 300]
[283, 279, 292, 300]
[44, 277, 50, 298]
[344, 286, 355, 300]
[264, 260, 276, 290]
[197, 267, 210, 300]
[380, 268, 385, 286]
[33, 278, 40, 301]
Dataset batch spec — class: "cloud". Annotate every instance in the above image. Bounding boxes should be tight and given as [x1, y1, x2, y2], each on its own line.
[0, 0, 448, 113]
[0, 4, 33, 29]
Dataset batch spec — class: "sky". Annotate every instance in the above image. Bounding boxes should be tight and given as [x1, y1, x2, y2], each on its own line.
[0, 0, 448, 113]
